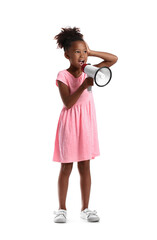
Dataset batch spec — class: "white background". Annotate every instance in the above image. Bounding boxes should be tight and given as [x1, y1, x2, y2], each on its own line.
[0, 0, 157, 239]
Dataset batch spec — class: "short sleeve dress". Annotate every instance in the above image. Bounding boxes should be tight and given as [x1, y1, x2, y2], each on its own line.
[52, 69, 100, 163]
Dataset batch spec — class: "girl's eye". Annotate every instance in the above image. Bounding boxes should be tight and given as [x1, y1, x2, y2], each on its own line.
[75, 50, 87, 53]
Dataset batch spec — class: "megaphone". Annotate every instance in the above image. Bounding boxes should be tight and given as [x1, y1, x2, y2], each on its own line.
[81, 63, 112, 91]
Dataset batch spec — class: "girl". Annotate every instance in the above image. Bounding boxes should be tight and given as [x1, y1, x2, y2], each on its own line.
[53, 27, 118, 223]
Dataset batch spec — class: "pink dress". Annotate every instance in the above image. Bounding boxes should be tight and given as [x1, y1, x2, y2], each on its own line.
[52, 69, 100, 163]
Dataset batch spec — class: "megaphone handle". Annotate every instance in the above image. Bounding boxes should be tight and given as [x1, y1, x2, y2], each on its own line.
[87, 86, 92, 91]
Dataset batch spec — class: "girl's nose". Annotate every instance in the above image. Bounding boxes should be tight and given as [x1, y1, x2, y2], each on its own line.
[80, 52, 85, 58]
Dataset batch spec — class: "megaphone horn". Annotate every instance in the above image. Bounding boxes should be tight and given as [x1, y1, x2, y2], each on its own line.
[81, 63, 112, 91]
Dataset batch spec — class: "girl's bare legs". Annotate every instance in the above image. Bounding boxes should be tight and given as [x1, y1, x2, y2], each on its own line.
[77, 160, 91, 211]
[58, 162, 73, 210]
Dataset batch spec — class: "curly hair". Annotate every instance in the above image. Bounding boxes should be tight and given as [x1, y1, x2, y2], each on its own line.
[54, 27, 84, 51]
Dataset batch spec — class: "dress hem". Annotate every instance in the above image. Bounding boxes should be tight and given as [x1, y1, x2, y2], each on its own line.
[52, 154, 100, 163]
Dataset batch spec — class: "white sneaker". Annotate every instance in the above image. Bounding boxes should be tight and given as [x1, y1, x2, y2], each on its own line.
[80, 208, 100, 222]
[54, 209, 67, 223]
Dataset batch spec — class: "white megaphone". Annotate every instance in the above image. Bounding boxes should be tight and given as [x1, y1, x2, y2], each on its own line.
[81, 63, 112, 91]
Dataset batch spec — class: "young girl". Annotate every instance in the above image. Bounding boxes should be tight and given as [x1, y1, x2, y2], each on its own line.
[53, 27, 118, 223]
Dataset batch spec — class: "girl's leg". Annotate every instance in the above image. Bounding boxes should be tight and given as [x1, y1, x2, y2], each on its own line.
[77, 160, 91, 211]
[58, 162, 73, 210]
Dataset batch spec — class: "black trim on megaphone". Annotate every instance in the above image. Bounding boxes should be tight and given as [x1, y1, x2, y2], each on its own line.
[94, 66, 112, 87]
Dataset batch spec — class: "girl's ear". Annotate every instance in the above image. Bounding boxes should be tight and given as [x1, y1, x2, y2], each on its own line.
[64, 51, 69, 60]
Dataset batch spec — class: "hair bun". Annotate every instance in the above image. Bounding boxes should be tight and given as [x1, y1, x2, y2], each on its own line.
[54, 27, 84, 51]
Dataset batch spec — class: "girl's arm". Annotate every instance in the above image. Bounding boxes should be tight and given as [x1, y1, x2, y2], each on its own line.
[57, 77, 93, 109]
[86, 43, 118, 68]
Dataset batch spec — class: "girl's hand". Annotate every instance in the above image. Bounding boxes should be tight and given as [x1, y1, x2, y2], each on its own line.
[82, 77, 94, 90]
[84, 41, 118, 68]
[85, 41, 92, 56]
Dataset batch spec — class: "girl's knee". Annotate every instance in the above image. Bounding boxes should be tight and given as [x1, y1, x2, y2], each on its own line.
[60, 162, 73, 176]
[77, 160, 90, 174]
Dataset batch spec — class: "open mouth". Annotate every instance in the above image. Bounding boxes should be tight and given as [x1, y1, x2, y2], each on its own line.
[79, 60, 85, 66]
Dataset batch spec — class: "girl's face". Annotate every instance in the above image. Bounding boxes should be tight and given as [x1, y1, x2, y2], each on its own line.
[65, 41, 88, 69]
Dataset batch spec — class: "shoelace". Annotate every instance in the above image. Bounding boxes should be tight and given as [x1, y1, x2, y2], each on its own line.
[53, 210, 66, 218]
[85, 210, 98, 218]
